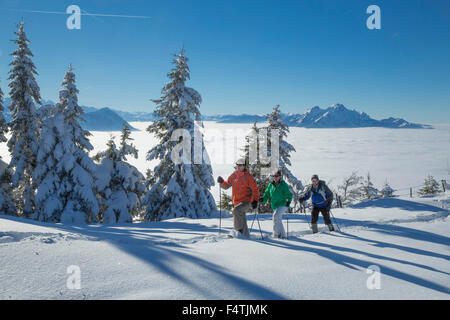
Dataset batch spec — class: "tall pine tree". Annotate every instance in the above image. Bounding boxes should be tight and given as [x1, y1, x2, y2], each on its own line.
[33, 65, 99, 223]
[94, 125, 146, 223]
[7, 21, 42, 217]
[264, 105, 303, 211]
[143, 48, 216, 221]
[241, 122, 272, 212]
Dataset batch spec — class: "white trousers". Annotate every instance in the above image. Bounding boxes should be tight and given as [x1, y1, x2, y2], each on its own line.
[273, 206, 288, 238]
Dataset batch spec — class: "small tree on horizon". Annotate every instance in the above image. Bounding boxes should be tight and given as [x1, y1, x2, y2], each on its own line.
[337, 171, 362, 206]
[359, 172, 379, 200]
[418, 175, 441, 196]
[380, 180, 395, 198]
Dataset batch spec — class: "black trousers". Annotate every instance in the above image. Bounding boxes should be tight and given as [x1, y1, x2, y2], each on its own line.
[311, 206, 332, 224]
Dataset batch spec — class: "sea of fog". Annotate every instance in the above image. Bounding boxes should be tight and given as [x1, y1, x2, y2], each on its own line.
[1, 121, 449, 196]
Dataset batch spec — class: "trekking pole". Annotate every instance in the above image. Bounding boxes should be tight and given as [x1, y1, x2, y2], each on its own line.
[329, 209, 341, 232]
[250, 203, 263, 239]
[301, 202, 311, 228]
[218, 186, 222, 234]
[286, 216, 289, 238]
[256, 204, 264, 240]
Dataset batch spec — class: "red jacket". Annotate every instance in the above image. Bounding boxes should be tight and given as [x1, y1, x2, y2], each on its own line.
[220, 170, 259, 206]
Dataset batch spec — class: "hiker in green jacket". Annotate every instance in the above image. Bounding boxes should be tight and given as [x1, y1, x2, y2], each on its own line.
[260, 169, 293, 238]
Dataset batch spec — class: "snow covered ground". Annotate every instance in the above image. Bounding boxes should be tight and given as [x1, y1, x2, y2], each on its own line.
[1, 193, 449, 299]
[1, 121, 449, 299]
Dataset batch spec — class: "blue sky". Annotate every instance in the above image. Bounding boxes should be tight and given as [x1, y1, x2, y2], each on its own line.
[0, 0, 449, 122]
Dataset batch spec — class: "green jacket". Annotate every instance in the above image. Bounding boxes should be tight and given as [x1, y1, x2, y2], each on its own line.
[262, 179, 293, 210]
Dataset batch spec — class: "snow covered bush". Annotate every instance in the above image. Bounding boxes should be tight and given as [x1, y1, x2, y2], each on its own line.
[33, 65, 99, 223]
[418, 175, 441, 196]
[380, 181, 395, 198]
[143, 48, 217, 221]
[337, 171, 362, 206]
[94, 125, 146, 223]
[359, 172, 380, 200]
[7, 21, 42, 217]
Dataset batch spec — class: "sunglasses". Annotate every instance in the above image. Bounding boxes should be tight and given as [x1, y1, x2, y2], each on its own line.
[273, 175, 281, 178]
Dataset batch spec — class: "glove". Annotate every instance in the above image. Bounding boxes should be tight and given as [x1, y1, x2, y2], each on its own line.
[286, 200, 291, 207]
[217, 176, 224, 184]
[326, 200, 332, 210]
[298, 197, 304, 203]
[259, 196, 264, 203]
[251, 200, 258, 209]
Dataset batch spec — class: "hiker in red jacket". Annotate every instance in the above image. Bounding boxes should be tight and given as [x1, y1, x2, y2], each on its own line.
[217, 158, 259, 238]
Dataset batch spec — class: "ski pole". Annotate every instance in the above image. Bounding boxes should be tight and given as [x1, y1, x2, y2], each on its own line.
[256, 204, 264, 240]
[250, 203, 263, 239]
[286, 216, 289, 238]
[219, 186, 222, 234]
[329, 209, 341, 232]
[301, 201, 311, 228]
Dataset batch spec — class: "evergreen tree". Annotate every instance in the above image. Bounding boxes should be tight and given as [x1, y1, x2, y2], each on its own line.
[217, 191, 234, 212]
[380, 181, 395, 198]
[94, 125, 145, 223]
[33, 65, 99, 223]
[0, 85, 16, 215]
[143, 48, 216, 221]
[7, 21, 42, 217]
[242, 122, 271, 213]
[418, 175, 441, 196]
[0, 84, 8, 144]
[265, 105, 303, 211]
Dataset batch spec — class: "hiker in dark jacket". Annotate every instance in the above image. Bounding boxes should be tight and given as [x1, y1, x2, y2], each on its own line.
[299, 174, 335, 233]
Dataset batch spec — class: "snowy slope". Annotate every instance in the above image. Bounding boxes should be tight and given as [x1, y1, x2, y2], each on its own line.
[1, 194, 449, 299]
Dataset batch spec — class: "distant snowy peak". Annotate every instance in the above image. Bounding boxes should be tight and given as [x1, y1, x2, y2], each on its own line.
[282, 104, 431, 129]
[203, 104, 430, 128]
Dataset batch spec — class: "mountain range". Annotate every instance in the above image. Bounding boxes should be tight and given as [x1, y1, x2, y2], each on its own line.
[1, 99, 431, 130]
[2, 98, 137, 131]
[203, 104, 431, 129]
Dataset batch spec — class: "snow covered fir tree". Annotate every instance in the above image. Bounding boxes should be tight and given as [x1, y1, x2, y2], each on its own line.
[94, 125, 146, 223]
[380, 181, 395, 198]
[418, 175, 441, 196]
[7, 21, 42, 217]
[143, 48, 217, 221]
[263, 105, 303, 211]
[32, 65, 100, 223]
[0, 83, 16, 215]
[240, 122, 272, 213]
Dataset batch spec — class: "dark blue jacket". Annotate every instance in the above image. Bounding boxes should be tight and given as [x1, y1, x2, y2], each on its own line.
[301, 180, 333, 208]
